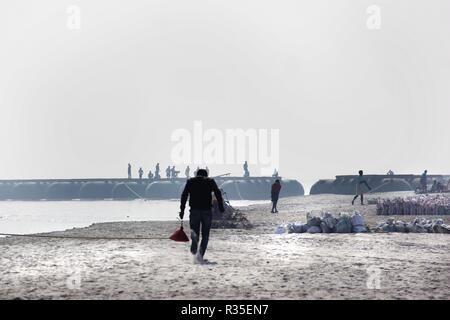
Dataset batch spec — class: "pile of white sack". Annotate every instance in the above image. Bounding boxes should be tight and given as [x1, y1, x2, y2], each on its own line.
[373, 218, 450, 234]
[276, 212, 368, 234]
[376, 194, 450, 215]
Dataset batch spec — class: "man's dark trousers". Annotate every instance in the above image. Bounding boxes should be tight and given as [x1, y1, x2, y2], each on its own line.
[190, 209, 212, 256]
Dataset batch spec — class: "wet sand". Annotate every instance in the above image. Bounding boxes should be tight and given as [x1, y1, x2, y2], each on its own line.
[1, 192, 449, 300]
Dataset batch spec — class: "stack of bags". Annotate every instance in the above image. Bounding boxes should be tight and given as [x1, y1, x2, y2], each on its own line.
[373, 218, 450, 234]
[376, 194, 450, 215]
[281, 212, 368, 234]
[275, 213, 450, 234]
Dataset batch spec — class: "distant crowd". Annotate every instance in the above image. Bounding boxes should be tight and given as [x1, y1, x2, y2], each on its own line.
[419, 170, 450, 193]
[127, 163, 208, 180]
[126, 161, 280, 180]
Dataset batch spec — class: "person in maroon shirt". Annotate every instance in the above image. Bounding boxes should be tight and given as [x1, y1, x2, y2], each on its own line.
[271, 179, 282, 213]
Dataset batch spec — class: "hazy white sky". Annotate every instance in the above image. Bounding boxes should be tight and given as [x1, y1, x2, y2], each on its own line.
[0, 0, 449, 190]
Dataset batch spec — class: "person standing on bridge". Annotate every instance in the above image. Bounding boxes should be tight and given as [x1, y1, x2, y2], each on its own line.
[180, 169, 224, 264]
[138, 167, 144, 179]
[147, 170, 154, 180]
[166, 166, 171, 179]
[127, 163, 132, 179]
[272, 169, 279, 178]
[420, 170, 428, 192]
[243, 161, 250, 177]
[352, 170, 372, 205]
[155, 163, 161, 180]
[271, 179, 282, 213]
[171, 166, 179, 178]
[185, 165, 190, 178]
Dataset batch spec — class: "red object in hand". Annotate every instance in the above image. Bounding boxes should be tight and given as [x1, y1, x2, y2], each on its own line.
[170, 224, 189, 242]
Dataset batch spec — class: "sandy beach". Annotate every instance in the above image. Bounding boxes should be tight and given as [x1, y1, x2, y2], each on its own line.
[1, 192, 449, 300]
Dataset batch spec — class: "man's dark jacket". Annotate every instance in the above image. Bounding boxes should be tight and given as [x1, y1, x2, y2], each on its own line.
[180, 176, 225, 213]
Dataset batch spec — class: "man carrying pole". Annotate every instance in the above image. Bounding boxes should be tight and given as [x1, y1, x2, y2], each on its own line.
[352, 170, 372, 205]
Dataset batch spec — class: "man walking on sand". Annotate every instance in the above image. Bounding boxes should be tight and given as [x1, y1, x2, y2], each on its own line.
[180, 169, 225, 264]
[271, 179, 281, 213]
[352, 170, 372, 205]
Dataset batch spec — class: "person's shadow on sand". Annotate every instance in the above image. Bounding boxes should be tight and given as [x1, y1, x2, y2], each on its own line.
[201, 259, 217, 265]
[193, 258, 217, 265]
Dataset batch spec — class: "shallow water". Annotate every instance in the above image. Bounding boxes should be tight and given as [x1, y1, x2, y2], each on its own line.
[0, 199, 269, 235]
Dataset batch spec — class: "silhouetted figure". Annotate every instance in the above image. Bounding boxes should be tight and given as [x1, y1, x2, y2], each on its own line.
[387, 170, 394, 175]
[148, 170, 154, 180]
[430, 180, 438, 193]
[437, 181, 444, 193]
[185, 166, 190, 178]
[420, 170, 428, 192]
[166, 166, 171, 179]
[138, 167, 144, 179]
[180, 169, 224, 264]
[271, 179, 282, 213]
[352, 170, 372, 205]
[171, 166, 179, 178]
[272, 169, 279, 178]
[155, 163, 161, 180]
[127, 163, 132, 179]
[243, 161, 250, 177]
